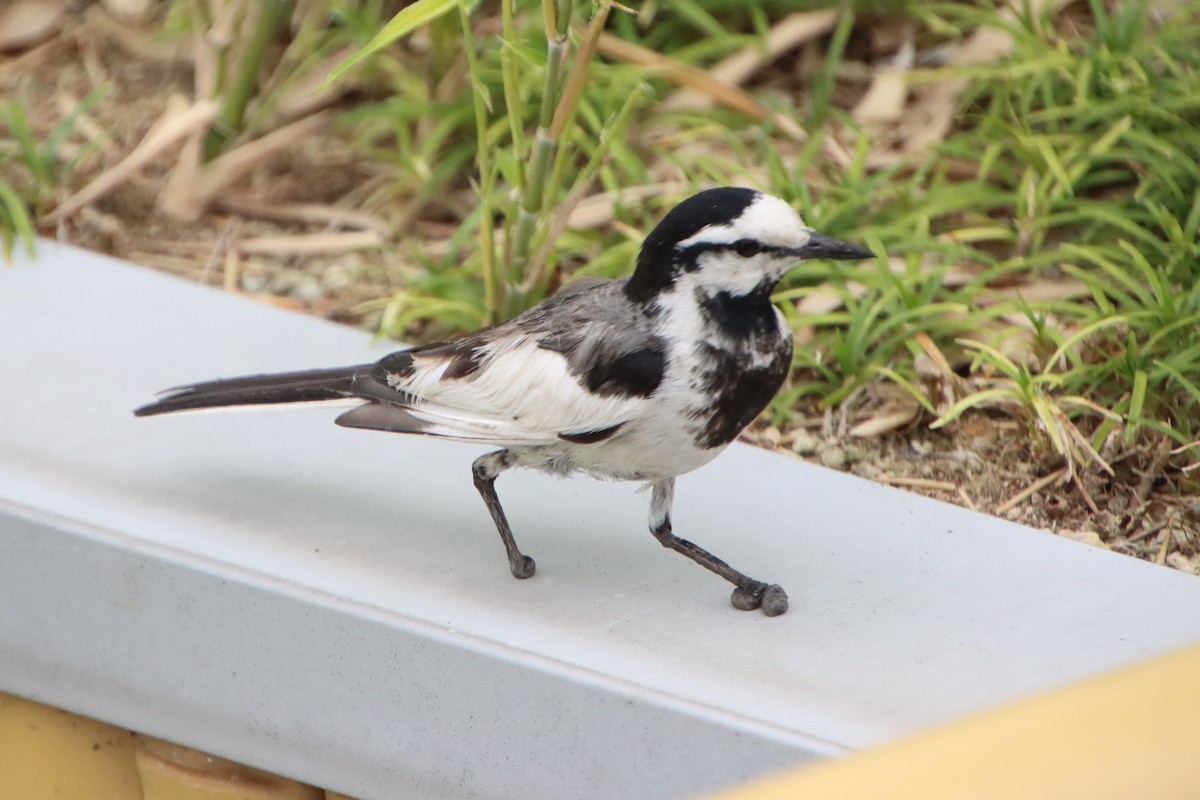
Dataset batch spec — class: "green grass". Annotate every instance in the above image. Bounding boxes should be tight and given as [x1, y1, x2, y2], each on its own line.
[4, 0, 1197, 477]
[0, 89, 106, 260]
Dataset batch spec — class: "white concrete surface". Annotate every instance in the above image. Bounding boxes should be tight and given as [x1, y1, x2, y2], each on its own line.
[2, 242, 1199, 800]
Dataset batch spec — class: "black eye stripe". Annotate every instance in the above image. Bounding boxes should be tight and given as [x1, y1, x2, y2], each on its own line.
[732, 239, 762, 257]
[675, 240, 795, 272]
[679, 241, 790, 256]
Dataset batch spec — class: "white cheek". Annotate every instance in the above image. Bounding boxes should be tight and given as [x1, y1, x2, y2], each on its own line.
[685, 252, 773, 295]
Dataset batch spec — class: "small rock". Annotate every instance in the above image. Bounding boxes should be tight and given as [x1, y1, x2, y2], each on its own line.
[820, 446, 847, 470]
[760, 426, 782, 449]
[851, 461, 879, 479]
[1089, 510, 1122, 539]
[958, 415, 998, 450]
[840, 444, 866, 465]
[1042, 494, 1070, 519]
[1060, 529, 1110, 550]
[1167, 552, 1199, 575]
[791, 429, 820, 456]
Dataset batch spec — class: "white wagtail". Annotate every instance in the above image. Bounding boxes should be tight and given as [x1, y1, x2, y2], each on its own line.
[136, 187, 873, 616]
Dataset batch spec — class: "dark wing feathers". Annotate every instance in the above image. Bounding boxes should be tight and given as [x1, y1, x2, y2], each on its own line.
[134, 365, 365, 416]
[334, 403, 429, 435]
[137, 277, 662, 444]
[535, 280, 666, 400]
[583, 348, 664, 398]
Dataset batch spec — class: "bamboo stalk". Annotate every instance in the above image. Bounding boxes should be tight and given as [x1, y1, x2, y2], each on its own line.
[507, 0, 574, 295]
[203, 0, 290, 161]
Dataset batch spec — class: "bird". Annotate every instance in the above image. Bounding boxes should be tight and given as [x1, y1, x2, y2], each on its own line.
[135, 187, 873, 616]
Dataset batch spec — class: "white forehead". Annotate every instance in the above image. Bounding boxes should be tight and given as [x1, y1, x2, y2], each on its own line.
[678, 192, 811, 249]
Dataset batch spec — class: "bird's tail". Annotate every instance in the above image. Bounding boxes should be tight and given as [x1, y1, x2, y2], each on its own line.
[134, 365, 369, 417]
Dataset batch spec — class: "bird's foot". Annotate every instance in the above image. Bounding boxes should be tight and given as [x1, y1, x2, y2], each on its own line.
[731, 583, 788, 616]
[509, 554, 536, 579]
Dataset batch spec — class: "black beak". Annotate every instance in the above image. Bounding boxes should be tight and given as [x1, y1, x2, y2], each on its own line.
[794, 231, 874, 261]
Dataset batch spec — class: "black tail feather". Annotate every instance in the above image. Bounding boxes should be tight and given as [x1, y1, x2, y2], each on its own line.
[134, 365, 368, 417]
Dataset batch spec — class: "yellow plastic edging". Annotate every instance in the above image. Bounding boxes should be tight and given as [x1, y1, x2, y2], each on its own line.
[704, 643, 1200, 800]
[0, 693, 347, 800]
[0, 692, 143, 800]
[135, 737, 324, 800]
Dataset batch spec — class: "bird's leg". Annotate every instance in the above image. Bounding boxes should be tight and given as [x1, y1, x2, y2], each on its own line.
[472, 450, 536, 579]
[647, 479, 788, 616]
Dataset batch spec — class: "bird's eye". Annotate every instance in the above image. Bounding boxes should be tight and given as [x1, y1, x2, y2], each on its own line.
[732, 239, 763, 258]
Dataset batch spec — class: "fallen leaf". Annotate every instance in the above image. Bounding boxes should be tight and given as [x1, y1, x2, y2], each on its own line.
[662, 10, 839, 111]
[0, 0, 67, 53]
[1060, 529, 1111, 549]
[850, 405, 921, 438]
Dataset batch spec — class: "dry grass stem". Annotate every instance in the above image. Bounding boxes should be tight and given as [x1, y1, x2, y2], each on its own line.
[275, 47, 359, 121]
[877, 475, 958, 492]
[899, 0, 1066, 154]
[222, 246, 240, 293]
[159, 111, 330, 221]
[1155, 526, 1174, 565]
[234, 230, 384, 255]
[100, 0, 155, 22]
[662, 10, 840, 111]
[41, 96, 220, 226]
[216, 195, 392, 235]
[853, 29, 913, 125]
[596, 33, 766, 118]
[996, 466, 1069, 515]
[0, 0, 67, 53]
[85, 4, 192, 62]
[957, 486, 978, 511]
[849, 407, 921, 438]
[1073, 476, 1099, 514]
[565, 182, 689, 229]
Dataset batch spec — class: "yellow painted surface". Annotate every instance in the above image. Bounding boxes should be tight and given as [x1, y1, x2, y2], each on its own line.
[705, 643, 1200, 800]
[135, 737, 324, 800]
[0, 691, 143, 800]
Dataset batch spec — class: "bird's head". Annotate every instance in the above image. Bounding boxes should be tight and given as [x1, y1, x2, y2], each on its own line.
[625, 187, 873, 302]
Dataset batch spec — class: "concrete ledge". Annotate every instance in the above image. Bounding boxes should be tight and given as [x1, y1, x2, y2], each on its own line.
[3, 243, 1199, 800]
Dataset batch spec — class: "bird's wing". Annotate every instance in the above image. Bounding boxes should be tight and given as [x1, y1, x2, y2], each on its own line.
[339, 287, 666, 446]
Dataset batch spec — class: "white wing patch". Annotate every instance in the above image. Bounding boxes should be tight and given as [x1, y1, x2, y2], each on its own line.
[385, 336, 647, 444]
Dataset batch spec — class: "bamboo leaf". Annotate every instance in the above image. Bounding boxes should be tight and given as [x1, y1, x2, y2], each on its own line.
[326, 0, 465, 86]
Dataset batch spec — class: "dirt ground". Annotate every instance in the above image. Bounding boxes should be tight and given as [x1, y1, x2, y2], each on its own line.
[3, 4, 1197, 575]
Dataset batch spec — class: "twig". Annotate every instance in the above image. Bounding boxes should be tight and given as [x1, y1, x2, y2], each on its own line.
[200, 217, 240, 285]
[596, 33, 765, 118]
[1134, 442, 1170, 505]
[234, 231, 383, 255]
[1074, 476, 1099, 515]
[216, 195, 392, 235]
[41, 98, 219, 226]
[995, 466, 1068, 515]
[563, 182, 688, 229]
[877, 475, 957, 492]
[222, 246, 241, 294]
[1128, 519, 1170, 543]
[1155, 526, 1174, 565]
[123, 230, 384, 257]
[160, 111, 330, 221]
[957, 486, 978, 511]
[661, 10, 839, 110]
[203, 0, 290, 160]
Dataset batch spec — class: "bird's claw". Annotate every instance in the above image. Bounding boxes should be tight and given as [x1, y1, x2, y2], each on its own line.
[509, 554, 536, 579]
[731, 583, 788, 616]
